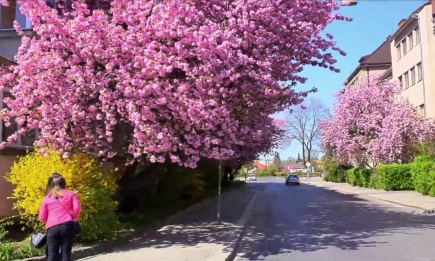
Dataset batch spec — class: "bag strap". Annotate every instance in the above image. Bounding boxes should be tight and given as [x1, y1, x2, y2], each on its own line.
[56, 197, 75, 221]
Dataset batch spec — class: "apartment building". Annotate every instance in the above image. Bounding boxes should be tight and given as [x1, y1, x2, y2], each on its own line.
[390, 0, 435, 118]
[0, 0, 32, 60]
[346, 37, 392, 88]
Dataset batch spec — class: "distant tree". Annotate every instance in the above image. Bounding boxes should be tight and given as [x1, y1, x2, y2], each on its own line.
[267, 164, 278, 176]
[273, 152, 282, 170]
[284, 98, 330, 165]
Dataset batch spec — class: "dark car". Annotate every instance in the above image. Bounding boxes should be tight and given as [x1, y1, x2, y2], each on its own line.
[285, 174, 300, 185]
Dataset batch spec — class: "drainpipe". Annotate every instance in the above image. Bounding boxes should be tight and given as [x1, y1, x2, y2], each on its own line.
[412, 13, 427, 118]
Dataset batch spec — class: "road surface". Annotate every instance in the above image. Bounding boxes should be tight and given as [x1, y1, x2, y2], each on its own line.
[235, 178, 435, 261]
[78, 178, 435, 261]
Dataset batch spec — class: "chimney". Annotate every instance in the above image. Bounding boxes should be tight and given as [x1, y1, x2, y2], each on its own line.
[398, 19, 407, 28]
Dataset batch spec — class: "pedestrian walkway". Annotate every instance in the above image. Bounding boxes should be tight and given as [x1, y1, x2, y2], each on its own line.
[303, 178, 435, 212]
[77, 183, 263, 261]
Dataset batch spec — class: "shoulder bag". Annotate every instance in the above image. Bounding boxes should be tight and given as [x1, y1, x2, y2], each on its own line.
[57, 198, 82, 236]
[30, 232, 46, 249]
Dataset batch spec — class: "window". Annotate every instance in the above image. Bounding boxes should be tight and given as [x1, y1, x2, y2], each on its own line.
[417, 63, 422, 81]
[408, 33, 413, 50]
[1, 91, 17, 143]
[398, 76, 403, 89]
[0, 0, 16, 29]
[396, 44, 401, 60]
[404, 72, 409, 89]
[402, 39, 408, 55]
[0, 91, 37, 146]
[410, 67, 416, 85]
[415, 27, 420, 44]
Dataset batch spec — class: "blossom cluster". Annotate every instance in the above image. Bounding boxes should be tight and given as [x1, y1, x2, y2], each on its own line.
[321, 76, 435, 165]
[0, 0, 349, 167]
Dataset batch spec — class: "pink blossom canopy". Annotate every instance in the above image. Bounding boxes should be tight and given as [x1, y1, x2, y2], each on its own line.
[321, 76, 435, 165]
[0, 0, 350, 167]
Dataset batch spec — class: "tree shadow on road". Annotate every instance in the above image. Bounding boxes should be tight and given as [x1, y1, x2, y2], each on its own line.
[236, 183, 435, 260]
[80, 183, 435, 260]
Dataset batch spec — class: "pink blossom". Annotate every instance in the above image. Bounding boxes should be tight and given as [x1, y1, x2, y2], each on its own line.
[0, 0, 349, 167]
[321, 76, 435, 165]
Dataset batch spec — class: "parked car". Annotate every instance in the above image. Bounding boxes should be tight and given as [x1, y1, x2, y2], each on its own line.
[247, 174, 257, 181]
[285, 174, 300, 185]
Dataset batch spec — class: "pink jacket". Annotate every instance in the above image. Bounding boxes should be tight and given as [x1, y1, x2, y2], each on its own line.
[39, 190, 82, 230]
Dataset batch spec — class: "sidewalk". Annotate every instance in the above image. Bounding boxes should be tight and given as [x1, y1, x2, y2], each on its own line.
[21, 183, 262, 261]
[303, 178, 435, 212]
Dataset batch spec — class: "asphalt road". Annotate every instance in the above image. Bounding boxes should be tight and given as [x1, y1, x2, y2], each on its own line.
[235, 178, 435, 261]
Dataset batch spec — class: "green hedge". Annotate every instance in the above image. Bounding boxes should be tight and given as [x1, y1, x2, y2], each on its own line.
[379, 164, 413, 191]
[411, 156, 435, 196]
[368, 168, 383, 189]
[322, 162, 346, 183]
[347, 168, 372, 188]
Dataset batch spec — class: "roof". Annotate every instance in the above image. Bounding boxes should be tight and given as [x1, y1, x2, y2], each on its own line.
[253, 161, 267, 171]
[0, 55, 15, 66]
[390, 0, 432, 41]
[313, 159, 323, 165]
[346, 37, 392, 83]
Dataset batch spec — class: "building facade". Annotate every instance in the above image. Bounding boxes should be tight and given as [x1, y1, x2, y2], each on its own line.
[390, 0, 435, 118]
[346, 37, 392, 88]
[0, 2, 35, 218]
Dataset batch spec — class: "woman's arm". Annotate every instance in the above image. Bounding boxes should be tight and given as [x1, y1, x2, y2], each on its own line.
[72, 193, 82, 220]
[38, 200, 48, 222]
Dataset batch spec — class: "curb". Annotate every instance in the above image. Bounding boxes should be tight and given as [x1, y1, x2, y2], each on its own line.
[306, 182, 434, 213]
[225, 190, 260, 261]
[19, 185, 246, 261]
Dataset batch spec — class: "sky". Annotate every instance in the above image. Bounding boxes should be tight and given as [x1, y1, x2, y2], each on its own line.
[269, 0, 427, 161]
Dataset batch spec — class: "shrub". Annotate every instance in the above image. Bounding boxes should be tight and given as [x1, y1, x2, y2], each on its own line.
[257, 170, 268, 176]
[322, 161, 346, 183]
[267, 164, 278, 176]
[368, 168, 382, 189]
[347, 168, 358, 186]
[410, 156, 435, 196]
[379, 164, 413, 191]
[5, 148, 120, 242]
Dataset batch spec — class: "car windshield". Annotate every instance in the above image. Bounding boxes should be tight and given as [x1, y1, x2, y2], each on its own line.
[288, 175, 298, 178]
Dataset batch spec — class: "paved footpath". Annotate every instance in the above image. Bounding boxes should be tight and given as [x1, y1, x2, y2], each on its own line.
[78, 183, 263, 261]
[304, 178, 435, 212]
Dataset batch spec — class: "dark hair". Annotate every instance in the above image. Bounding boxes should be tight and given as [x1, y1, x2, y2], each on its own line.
[45, 173, 67, 198]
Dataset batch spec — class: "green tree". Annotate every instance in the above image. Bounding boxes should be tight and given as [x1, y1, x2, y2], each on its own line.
[273, 152, 282, 170]
[268, 164, 278, 176]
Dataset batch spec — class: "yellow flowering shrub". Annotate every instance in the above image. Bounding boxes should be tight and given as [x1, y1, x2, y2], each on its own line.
[5, 148, 120, 241]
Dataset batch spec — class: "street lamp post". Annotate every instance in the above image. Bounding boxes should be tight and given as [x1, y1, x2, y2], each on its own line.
[217, 153, 228, 225]
[217, 156, 222, 224]
[341, 0, 357, 6]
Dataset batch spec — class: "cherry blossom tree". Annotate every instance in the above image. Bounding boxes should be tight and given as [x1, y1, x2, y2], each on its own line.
[321, 76, 435, 167]
[0, 0, 350, 167]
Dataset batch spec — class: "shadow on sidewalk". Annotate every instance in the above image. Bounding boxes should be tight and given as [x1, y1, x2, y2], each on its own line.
[79, 182, 264, 259]
[235, 183, 435, 260]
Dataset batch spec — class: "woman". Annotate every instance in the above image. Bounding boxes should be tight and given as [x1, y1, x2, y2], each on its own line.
[39, 173, 82, 261]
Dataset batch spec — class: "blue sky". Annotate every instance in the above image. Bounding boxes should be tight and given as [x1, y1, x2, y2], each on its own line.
[271, 0, 427, 161]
